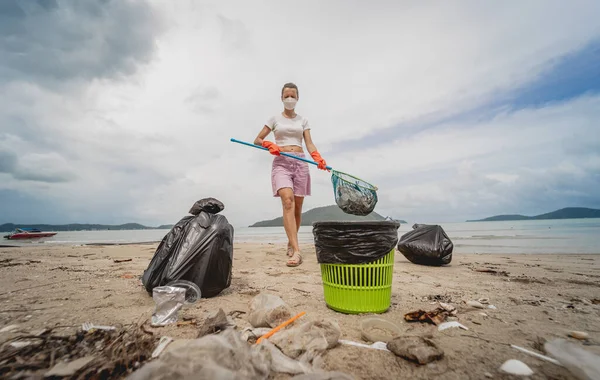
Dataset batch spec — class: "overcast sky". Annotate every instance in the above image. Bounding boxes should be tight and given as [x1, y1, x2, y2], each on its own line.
[1, 0, 599, 228]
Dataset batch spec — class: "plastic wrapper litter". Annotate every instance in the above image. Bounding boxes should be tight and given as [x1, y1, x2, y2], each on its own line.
[312, 221, 400, 264]
[151, 286, 186, 326]
[141, 198, 234, 298]
[248, 293, 293, 328]
[397, 224, 453, 266]
[126, 328, 344, 379]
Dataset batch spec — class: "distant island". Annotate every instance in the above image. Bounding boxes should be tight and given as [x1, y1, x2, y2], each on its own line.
[467, 207, 600, 222]
[250, 205, 407, 227]
[0, 223, 174, 232]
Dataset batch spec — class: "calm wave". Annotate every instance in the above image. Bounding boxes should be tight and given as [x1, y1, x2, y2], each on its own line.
[2, 219, 599, 254]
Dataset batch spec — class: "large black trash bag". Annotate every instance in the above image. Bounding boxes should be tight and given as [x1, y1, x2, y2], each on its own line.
[397, 224, 453, 266]
[141, 198, 234, 298]
[312, 221, 400, 264]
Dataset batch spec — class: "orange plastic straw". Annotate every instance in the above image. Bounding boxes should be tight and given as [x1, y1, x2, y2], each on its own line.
[255, 311, 306, 344]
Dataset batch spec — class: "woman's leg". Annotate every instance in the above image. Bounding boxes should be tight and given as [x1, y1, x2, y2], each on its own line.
[278, 188, 299, 255]
[287, 196, 304, 256]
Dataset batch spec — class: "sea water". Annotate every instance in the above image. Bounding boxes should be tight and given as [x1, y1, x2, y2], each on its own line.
[2, 218, 599, 254]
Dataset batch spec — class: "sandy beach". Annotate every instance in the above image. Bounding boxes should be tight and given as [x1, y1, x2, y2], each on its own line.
[1, 243, 599, 379]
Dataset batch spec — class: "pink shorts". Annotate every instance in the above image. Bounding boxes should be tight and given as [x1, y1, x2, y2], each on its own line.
[271, 153, 311, 197]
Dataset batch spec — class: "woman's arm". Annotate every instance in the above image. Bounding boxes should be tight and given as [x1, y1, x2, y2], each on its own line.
[303, 129, 317, 153]
[304, 129, 328, 170]
[254, 126, 271, 146]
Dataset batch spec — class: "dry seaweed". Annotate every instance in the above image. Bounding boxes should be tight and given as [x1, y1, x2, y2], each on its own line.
[0, 324, 156, 379]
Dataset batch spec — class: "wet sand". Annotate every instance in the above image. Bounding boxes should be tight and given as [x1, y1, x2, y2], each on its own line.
[1, 243, 599, 379]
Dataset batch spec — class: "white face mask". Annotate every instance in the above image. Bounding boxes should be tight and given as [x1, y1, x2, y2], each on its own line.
[283, 97, 297, 110]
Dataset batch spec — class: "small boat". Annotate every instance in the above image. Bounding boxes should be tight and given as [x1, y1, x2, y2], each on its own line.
[3, 228, 57, 240]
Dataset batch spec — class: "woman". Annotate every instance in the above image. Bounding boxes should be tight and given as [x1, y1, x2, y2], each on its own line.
[254, 82, 328, 267]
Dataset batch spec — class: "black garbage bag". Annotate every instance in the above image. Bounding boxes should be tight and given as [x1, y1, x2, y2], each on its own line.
[312, 221, 400, 264]
[141, 198, 234, 298]
[397, 224, 453, 266]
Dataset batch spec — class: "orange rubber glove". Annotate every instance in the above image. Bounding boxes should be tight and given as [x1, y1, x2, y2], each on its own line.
[310, 150, 328, 171]
[262, 140, 281, 156]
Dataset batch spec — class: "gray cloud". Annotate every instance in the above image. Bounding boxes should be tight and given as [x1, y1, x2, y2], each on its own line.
[185, 86, 220, 113]
[0, 149, 18, 173]
[0, 0, 161, 85]
[0, 148, 75, 183]
[218, 14, 250, 51]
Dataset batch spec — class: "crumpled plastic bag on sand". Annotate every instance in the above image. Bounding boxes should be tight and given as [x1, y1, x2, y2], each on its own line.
[269, 319, 341, 363]
[127, 327, 351, 380]
[247, 293, 292, 328]
[545, 338, 600, 380]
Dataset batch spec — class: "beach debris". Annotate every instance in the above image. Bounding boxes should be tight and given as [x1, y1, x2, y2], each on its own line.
[127, 329, 271, 380]
[82, 322, 117, 332]
[9, 341, 37, 349]
[248, 293, 293, 328]
[0, 325, 19, 333]
[466, 300, 486, 309]
[360, 317, 402, 343]
[256, 311, 306, 344]
[439, 302, 456, 312]
[113, 258, 133, 263]
[474, 268, 509, 276]
[291, 371, 356, 380]
[488, 305, 497, 310]
[484, 372, 493, 378]
[129, 328, 333, 379]
[197, 308, 229, 337]
[152, 336, 174, 358]
[545, 338, 600, 380]
[121, 273, 136, 279]
[424, 294, 453, 303]
[478, 298, 489, 304]
[0, 326, 155, 379]
[45, 355, 96, 377]
[499, 359, 534, 376]
[293, 287, 311, 295]
[165, 280, 202, 304]
[568, 331, 589, 341]
[268, 318, 341, 362]
[151, 286, 186, 326]
[339, 340, 390, 352]
[405, 307, 450, 325]
[592, 299, 600, 305]
[438, 321, 469, 331]
[387, 336, 444, 365]
[510, 345, 561, 365]
[242, 327, 273, 342]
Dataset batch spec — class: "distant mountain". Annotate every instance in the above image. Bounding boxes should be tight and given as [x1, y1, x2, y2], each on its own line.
[0, 223, 170, 232]
[250, 205, 406, 227]
[467, 207, 600, 222]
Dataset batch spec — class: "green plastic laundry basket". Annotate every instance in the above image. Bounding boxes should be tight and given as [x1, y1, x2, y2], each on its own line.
[319, 249, 395, 314]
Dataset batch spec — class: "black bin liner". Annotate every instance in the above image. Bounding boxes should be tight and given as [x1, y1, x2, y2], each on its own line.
[313, 220, 401, 265]
[141, 198, 234, 298]
[397, 224, 453, 266]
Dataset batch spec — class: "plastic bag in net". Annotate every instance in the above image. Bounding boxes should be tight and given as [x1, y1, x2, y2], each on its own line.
[332, 171, 377, 216]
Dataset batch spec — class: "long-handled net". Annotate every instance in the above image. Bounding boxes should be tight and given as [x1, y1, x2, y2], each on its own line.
[231, 138, 379, 216]
[331, 169, 378, 216]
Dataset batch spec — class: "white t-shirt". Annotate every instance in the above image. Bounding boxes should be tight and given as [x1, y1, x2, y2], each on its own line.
[265, 113, 310, 147]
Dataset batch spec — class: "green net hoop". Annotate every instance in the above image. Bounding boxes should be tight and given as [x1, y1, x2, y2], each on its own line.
[331, 169, 378, 216]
